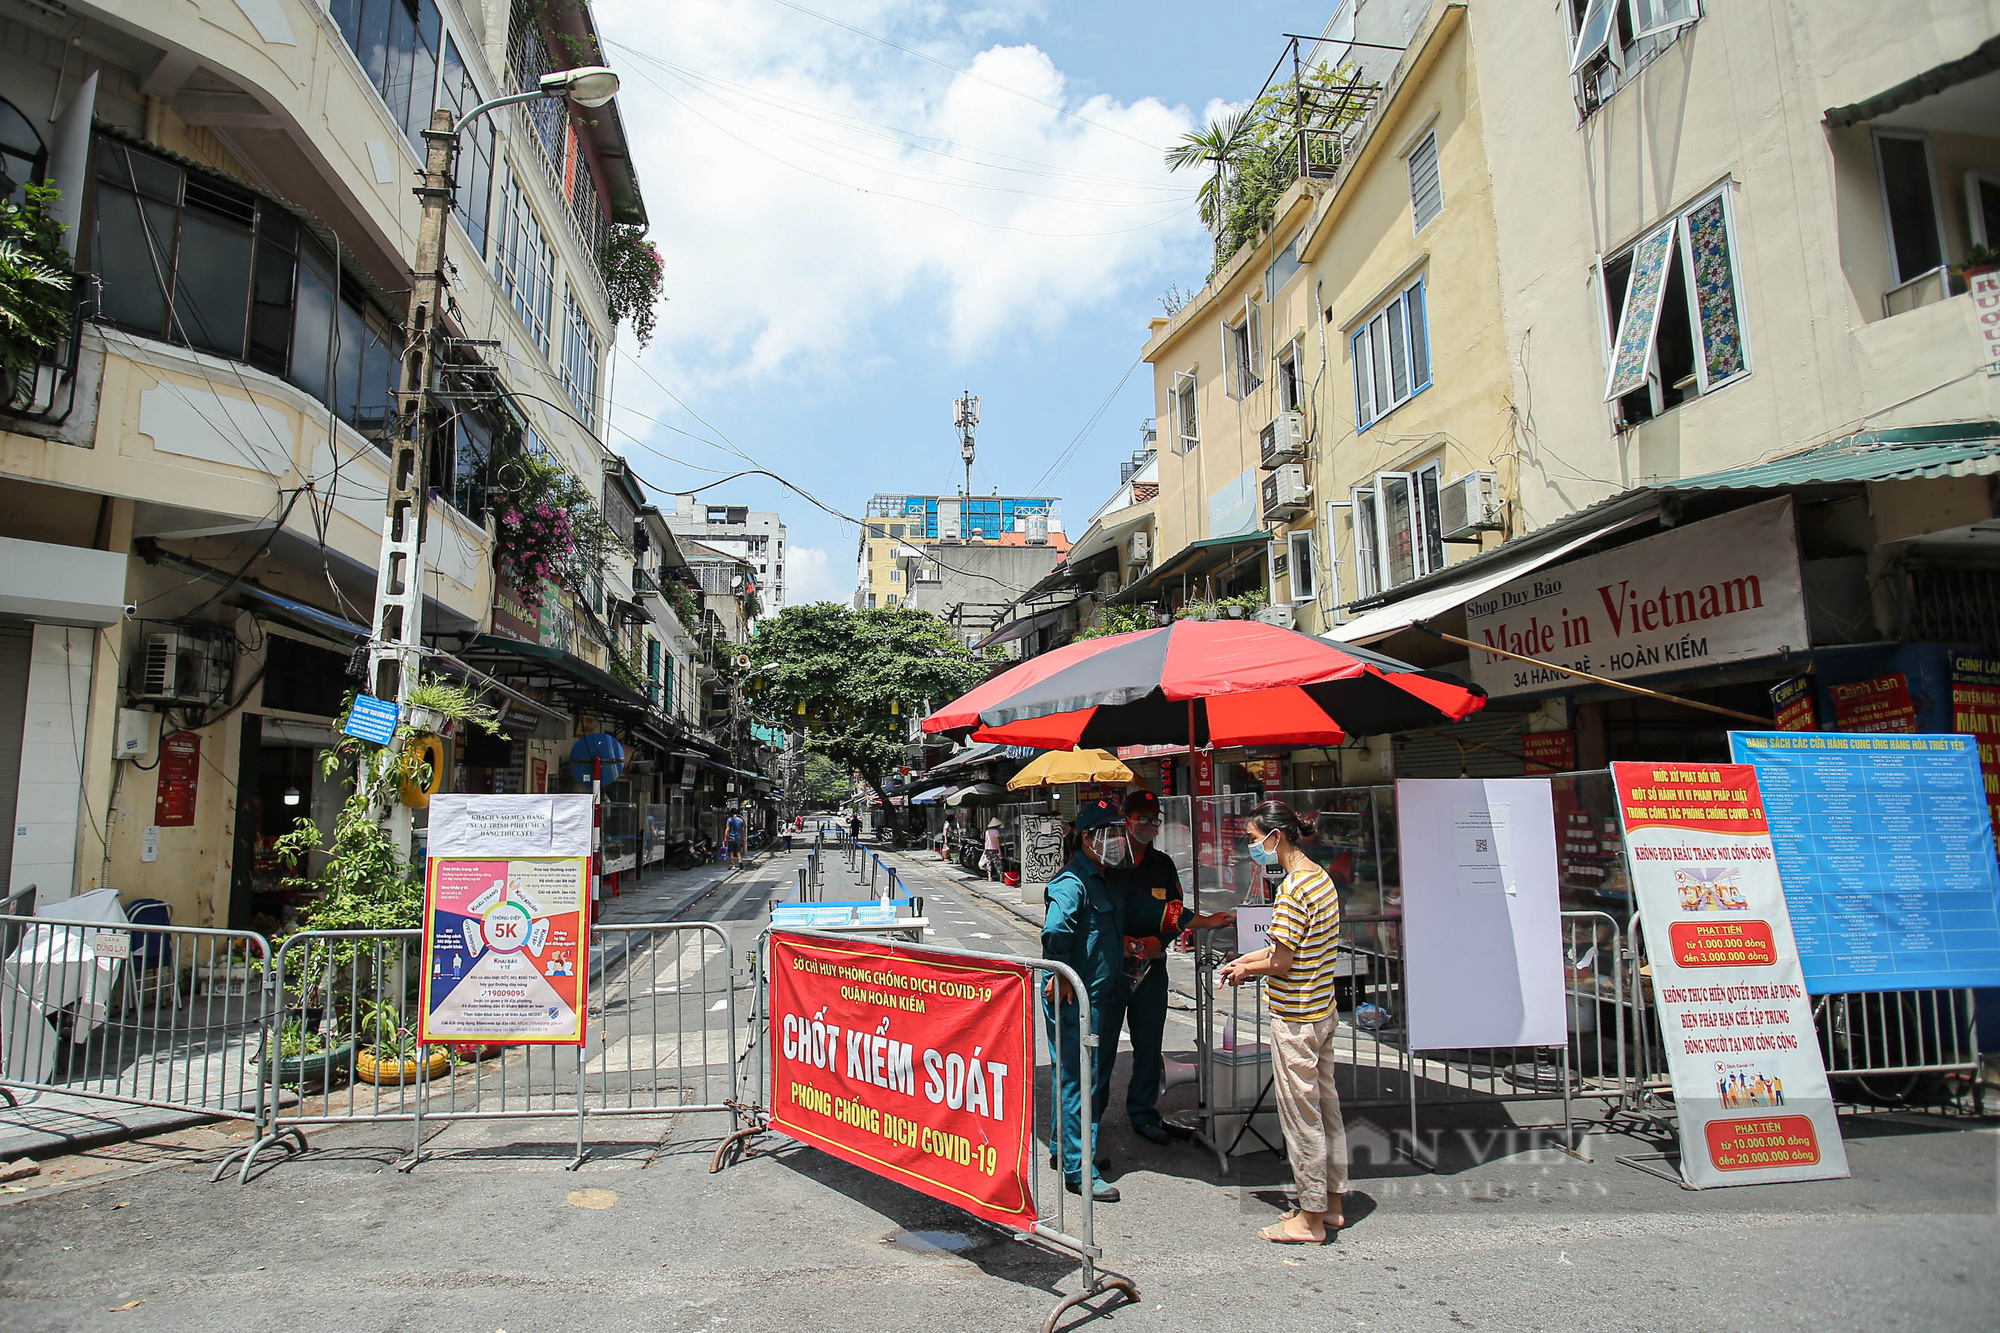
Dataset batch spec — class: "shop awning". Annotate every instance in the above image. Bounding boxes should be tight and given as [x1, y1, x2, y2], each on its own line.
[0, 536, 130, 627]
[911, 785, 956, 804]
[975, 607, 1066, 650]
[1109, 531, 1268, 605]
[1329, 514, 1650, 645]
[1066, 500, 1156, 565]
[927, 741, 1012, 774]
[1661, 422, 2000, 487]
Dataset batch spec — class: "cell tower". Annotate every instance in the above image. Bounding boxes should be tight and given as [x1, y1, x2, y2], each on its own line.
[953, 389, 979, 498]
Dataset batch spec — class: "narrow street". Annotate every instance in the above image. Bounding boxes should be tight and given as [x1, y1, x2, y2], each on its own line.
[3, 840, 1996, 1331]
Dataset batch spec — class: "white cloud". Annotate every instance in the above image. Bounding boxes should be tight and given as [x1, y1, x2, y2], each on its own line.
[783, 545, 849, 605]
[594, 0, 1206, 395]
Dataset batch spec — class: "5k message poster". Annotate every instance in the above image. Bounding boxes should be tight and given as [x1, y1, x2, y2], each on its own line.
[418, 856, 589, 1044]
[1612, 763, 1849, 1188]
[767, 931, 1036, 1229]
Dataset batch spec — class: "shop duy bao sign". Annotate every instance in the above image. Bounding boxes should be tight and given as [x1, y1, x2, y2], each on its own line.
[1611, 762, 1848, 1188]
[1466, 498, 1808, 700]
[767, 931, 1036, 1229]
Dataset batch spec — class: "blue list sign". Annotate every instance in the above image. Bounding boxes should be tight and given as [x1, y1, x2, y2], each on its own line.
[1728, 732, 2000, 993]
[342, 693, 401, 746]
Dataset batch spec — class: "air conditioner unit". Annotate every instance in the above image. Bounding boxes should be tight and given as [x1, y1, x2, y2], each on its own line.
[1126, 530, 1150, 563]
[1259, 410, 1307, 467]
[1260, 463, 1312, 519]
[1438, 470, 1504, 541]
[1254, 604, 1297, 630]
[134, 630, 231, 707]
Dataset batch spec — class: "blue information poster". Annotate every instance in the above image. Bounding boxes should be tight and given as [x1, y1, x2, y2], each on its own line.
[1728, 732, 2000, 994]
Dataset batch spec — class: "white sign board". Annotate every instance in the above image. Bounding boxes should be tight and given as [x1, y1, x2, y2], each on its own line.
[1464, 497, 1808, 700]
[427, 794, 593, 858]
[1397, 778, 1565, 1050]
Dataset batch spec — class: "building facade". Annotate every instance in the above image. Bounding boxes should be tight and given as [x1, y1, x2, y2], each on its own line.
[0, 0, 757, 921]
[664, 493, 787, 613]
[852, 492, 1059, 610]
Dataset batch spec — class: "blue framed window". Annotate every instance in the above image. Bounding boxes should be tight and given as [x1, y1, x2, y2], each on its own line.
[1351, 276, 1430, 430]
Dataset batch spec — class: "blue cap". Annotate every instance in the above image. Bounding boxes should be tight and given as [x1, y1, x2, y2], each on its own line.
[1075, 798, 1122, 834]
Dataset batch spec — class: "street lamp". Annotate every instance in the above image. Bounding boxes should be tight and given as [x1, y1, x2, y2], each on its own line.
[365, 65, 623, 856]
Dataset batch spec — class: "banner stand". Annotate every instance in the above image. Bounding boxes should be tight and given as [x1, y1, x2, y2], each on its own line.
[717, 926, 1139, 1333]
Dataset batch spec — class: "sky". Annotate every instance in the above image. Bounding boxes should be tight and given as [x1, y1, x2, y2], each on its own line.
[591, 0, 1326, 605]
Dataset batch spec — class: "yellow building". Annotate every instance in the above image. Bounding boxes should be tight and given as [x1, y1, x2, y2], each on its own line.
[0, 0, 681, 923]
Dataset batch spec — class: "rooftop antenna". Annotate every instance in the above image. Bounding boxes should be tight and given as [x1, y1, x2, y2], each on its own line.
[953, 389, 979, 498]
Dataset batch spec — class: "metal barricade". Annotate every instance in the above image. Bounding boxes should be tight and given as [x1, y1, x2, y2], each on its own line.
[1620, 915, 1982, 1115]
[1, 915, 272, 1130]
[221, 919, 739, 1181]
[719, 926, 1138, 1331]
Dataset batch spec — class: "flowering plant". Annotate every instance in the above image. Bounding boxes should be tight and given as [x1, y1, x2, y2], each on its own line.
[599, 223, 663, 347]
[491, 453, 615, 608]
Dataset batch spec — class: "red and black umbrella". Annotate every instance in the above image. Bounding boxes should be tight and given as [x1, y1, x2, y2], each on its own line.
[923, 619, 1485, 750]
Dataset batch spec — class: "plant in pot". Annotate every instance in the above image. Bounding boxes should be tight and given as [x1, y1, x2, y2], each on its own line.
[402, 674, 504, 739]
[274, 1018, 355, 1092]
[1955, 243, 2000, 279]
[350, 998, 451, 1086]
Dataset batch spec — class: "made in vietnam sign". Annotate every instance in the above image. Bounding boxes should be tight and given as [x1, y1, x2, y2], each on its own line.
[1465, 498, 1808, 700]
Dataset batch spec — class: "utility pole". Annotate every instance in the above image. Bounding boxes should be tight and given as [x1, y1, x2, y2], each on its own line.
[366, 105, 455, 855]
[361, 68, 622, 856]
[953, 390, 979, 498]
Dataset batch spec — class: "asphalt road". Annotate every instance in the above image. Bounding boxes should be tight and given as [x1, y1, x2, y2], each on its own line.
[3, 839, 1995, 1332]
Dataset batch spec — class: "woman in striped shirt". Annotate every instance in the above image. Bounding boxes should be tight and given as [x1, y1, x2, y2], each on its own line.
[1218, 799, 1348, 1243]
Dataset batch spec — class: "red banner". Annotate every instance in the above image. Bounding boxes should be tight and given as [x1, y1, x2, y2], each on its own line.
[767, 932, 1036, 1229]
[1829, 673, 1918, 733]
[1521, 732, 1576, 775]
[1612, 763, 1768, 837]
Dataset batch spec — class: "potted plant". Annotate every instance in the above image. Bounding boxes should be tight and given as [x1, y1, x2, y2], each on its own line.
[271, 1019, 354, 1092]
[351, 999, 450, 1085]
[402, 675, 502, 738]
[1955, 243, 2000, 279]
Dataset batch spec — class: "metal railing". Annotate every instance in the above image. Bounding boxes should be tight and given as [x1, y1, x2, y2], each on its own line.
[217, 919, 739, 1181]
[2, 915, 272, 1128]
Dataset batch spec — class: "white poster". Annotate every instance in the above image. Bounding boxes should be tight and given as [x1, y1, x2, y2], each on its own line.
[1464, 497, 1808, 699]
[1612, 762, 1849, 1188]
[427, 794, 593, 858]
[1397, 779, 1565, 1050]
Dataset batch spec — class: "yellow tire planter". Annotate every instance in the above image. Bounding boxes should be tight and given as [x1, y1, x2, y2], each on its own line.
[355, 1046, 452, 1085]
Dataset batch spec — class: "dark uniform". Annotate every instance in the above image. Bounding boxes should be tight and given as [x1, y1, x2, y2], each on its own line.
[1041, 802, 1128, 1192]
[1112, 839, 1182, 1136]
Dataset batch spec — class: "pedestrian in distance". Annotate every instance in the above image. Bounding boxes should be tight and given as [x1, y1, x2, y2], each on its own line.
[1218, 799, 1349, 1243]
[724, 807, 746, 869]
[1110, 789, 1234, 1144]
[984, 817, 1004, 881]
[1040, 797, 1131, 1203]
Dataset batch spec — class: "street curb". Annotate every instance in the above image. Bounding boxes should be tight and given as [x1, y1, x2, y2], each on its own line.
[0, 1102, 217, 1161]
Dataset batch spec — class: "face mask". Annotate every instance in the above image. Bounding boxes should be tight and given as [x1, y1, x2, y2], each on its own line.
[1094, 832, 1130, 867]
[1246, 831, 1278, 866]
[1127, 820, 1157, 847]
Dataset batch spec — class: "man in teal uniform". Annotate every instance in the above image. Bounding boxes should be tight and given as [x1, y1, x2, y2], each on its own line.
[1113, 789, 1232, 1143]
[1040, 798, 1128, 1202]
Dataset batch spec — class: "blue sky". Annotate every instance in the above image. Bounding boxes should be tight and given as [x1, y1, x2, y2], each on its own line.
[592, 0, 1326, 603]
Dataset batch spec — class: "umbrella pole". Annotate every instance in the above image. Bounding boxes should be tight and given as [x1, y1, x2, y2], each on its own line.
[1184, 697, 1227, 1174]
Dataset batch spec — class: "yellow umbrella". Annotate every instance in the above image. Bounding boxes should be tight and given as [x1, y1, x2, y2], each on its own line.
[1006, 747, 1135, 791]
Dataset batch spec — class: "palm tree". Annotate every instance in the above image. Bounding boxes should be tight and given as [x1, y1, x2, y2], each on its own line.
[1164, 108, 1254, 234]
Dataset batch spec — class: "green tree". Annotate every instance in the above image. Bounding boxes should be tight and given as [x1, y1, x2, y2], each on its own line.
[745, 602, 985, 841]
[799, 751, 850, 807]
[0, 183, 75, 409]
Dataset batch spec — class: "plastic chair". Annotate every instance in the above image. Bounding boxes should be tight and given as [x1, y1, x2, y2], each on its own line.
[122, 898, 180, 1014]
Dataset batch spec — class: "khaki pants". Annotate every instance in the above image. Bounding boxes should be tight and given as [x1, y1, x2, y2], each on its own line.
[1270, 1013, 1349, 1212]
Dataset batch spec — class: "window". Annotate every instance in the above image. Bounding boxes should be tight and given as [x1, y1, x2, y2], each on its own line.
[1172, 371, 1199, 453]
[1600, 183, 1749, 426]
[560, 283, 600, 422]
[0, 97, 47, 204]
[1266, 229, 1304, 295]
[646, 638, 661, 704]
[1350, 459, 1445, 594]
[889, 568, 902, 583]
[1407, 129, 1442, 231]
[1276, 338, 1304, 414]
[1351, 276, 1430, 428]
[1567, 0, 1700, 116]
[868, 524, 886, 538]
[1288, 528, 1317, 602]
[1223, 298, 1263, 399]
[1969, 171, 2000, 249]
[1874, 132, 1947, 288]
[1350, 488, 1381, 599]
[89, 137, 403, 434]
[493, 167, 555, 354]
[436, 34, 496, 255]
